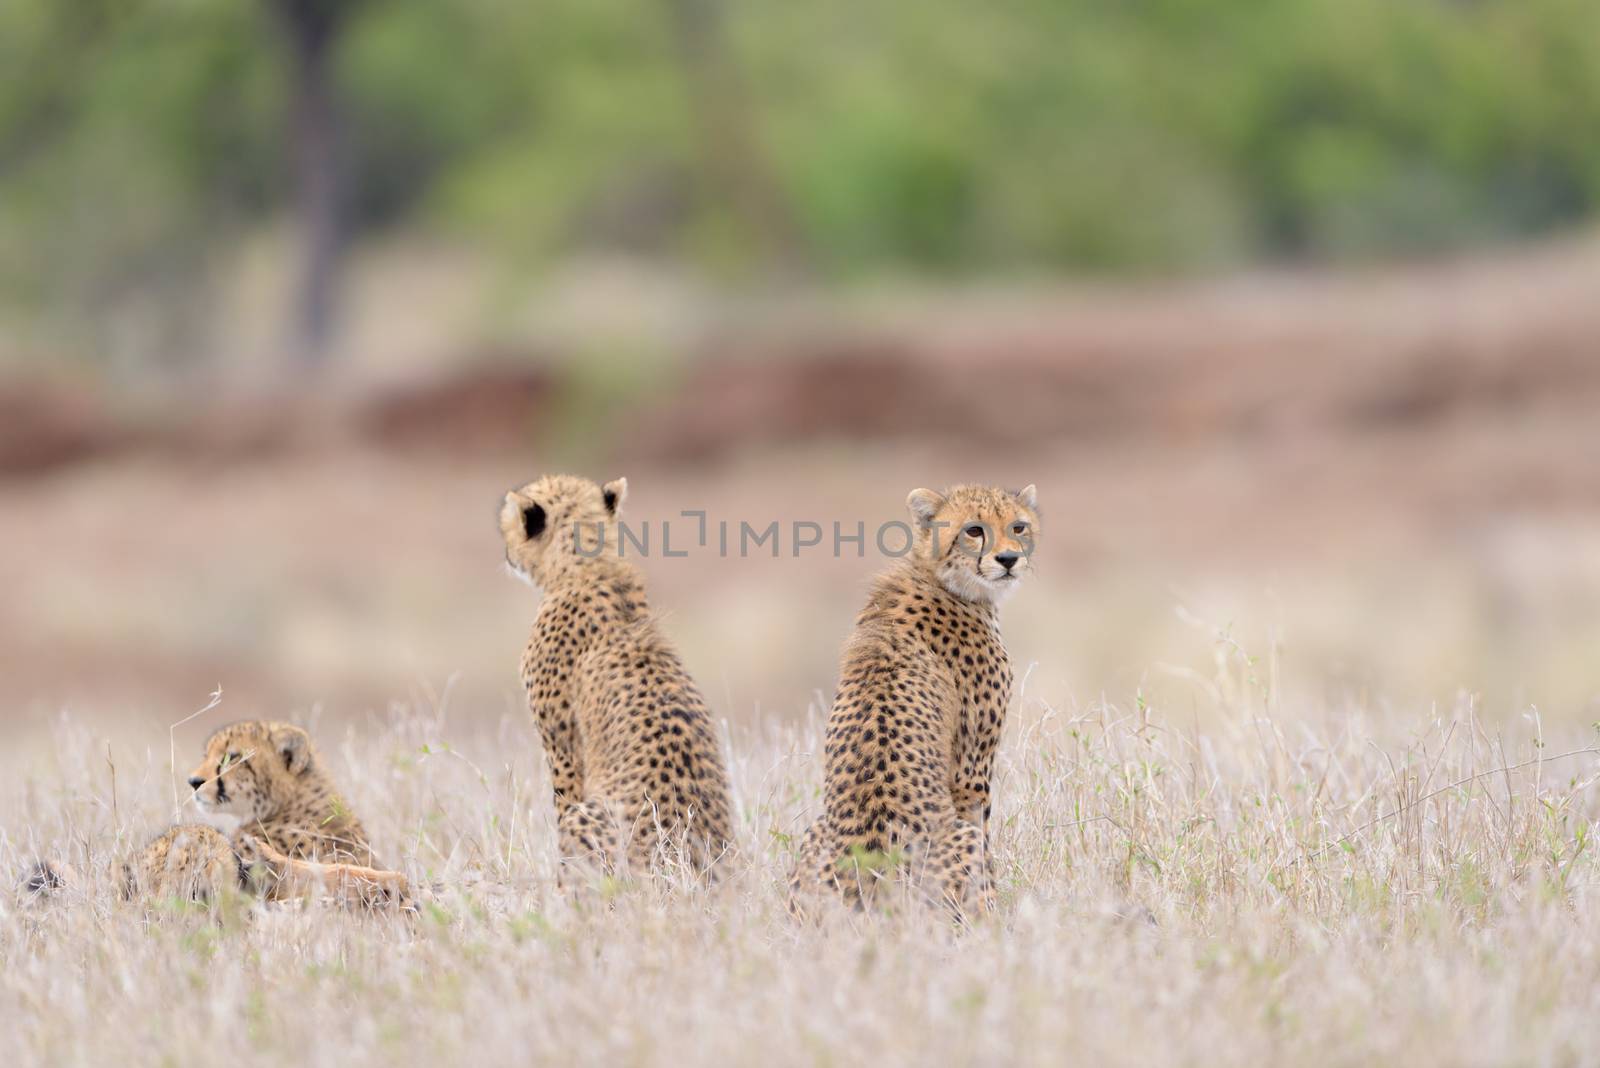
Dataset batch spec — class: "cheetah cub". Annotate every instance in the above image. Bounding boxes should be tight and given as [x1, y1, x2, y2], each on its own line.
[789, 483, 1038, 920]
[118, 822, 407, 910]
[184, 720, 383, 867]
[501, 473, 733, 880]
[23, 721, 409, 910]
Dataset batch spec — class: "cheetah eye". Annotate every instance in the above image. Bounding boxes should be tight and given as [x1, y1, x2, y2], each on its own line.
[1012, 523, 1028, 535]
[964, 525, 985, 540]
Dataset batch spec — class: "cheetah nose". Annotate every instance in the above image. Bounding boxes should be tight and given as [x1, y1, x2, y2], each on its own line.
[187, 776, 206, 791]
[994, 552, 1020, 572]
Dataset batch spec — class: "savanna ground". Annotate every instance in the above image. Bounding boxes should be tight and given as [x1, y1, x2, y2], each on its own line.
[6, 671, 1600, 1065]
[4, 244, 1600, 1065]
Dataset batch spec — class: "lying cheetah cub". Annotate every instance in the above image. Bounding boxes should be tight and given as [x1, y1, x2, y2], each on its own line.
[119, 822, 408, 910]
[24, 720, 409, 910]
[789, 483, 1038, 920]
[501, 473, 733, 879]
[185, 720, 382, 867]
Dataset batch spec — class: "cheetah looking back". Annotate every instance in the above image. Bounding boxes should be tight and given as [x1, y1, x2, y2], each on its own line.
[789, 483, 1039, 919]
[501, 473, 733, 879]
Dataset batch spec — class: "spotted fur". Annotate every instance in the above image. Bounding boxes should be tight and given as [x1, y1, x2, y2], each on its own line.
[22, 721, 411, 910]
[176, 719, 410, 907]
[116, 824, 411, 910]
[789, 483, 1039, 920]
[186, 719, 378, 866]
[501, 473, 734, 879]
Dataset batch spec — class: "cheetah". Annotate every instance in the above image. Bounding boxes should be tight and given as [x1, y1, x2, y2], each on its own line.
[23, 720, 409, 910]
[116, 822, 408, 910]
[501, 473, 733, 880]
[788, 483, 1038, 920]
[184, 719, 381, 867]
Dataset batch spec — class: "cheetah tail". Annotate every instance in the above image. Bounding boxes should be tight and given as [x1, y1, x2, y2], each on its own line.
[19, 859, 78, 901]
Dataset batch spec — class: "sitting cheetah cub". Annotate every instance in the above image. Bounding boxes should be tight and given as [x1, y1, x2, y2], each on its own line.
[789, 483, 1038, 920]
[501, 474, 733, 880]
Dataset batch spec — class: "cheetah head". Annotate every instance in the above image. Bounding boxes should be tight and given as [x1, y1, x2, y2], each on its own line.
[186, 720, 320, 827]
[906, 483, 1039, 604]
[500, 473, 627, 589]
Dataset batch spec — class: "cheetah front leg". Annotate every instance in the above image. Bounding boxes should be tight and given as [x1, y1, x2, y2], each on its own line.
[928, 817, 995, 923]
[298, 860, 414, 911]
[555, 798, 627, 884]
[954, 740, 1001, 909]
[236, 832, 413, 911]
[786, 821, 841, 920]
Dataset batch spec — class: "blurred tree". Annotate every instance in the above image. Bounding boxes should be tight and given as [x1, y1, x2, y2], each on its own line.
[663, 0, 803, 272]
[265, 0, 362, 368]
[3, 0, 1600, 373]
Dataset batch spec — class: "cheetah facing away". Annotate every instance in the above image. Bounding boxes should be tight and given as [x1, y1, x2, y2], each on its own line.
[501, 473, 734, 880]
[789, 483, 1039, 920]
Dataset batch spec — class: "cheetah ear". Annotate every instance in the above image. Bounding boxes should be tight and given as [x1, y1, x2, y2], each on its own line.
[521, 501, 546, 540]
[503, 491, 545, 540]
[1016, 484, 1038, 510]
[270, 725, 313, 776]
[602, 477, 627, 516]
[906, 488, 945, 529]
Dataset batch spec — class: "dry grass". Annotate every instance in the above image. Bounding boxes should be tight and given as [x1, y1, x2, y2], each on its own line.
[5, 635, 1600, 1067]
[7, 231, 1600, 1067]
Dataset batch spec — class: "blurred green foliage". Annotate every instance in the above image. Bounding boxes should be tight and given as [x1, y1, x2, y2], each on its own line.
[1, 0, 1598, 320]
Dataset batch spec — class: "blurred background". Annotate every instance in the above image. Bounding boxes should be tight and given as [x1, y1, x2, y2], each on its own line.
[2, 0, 1598, 746]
